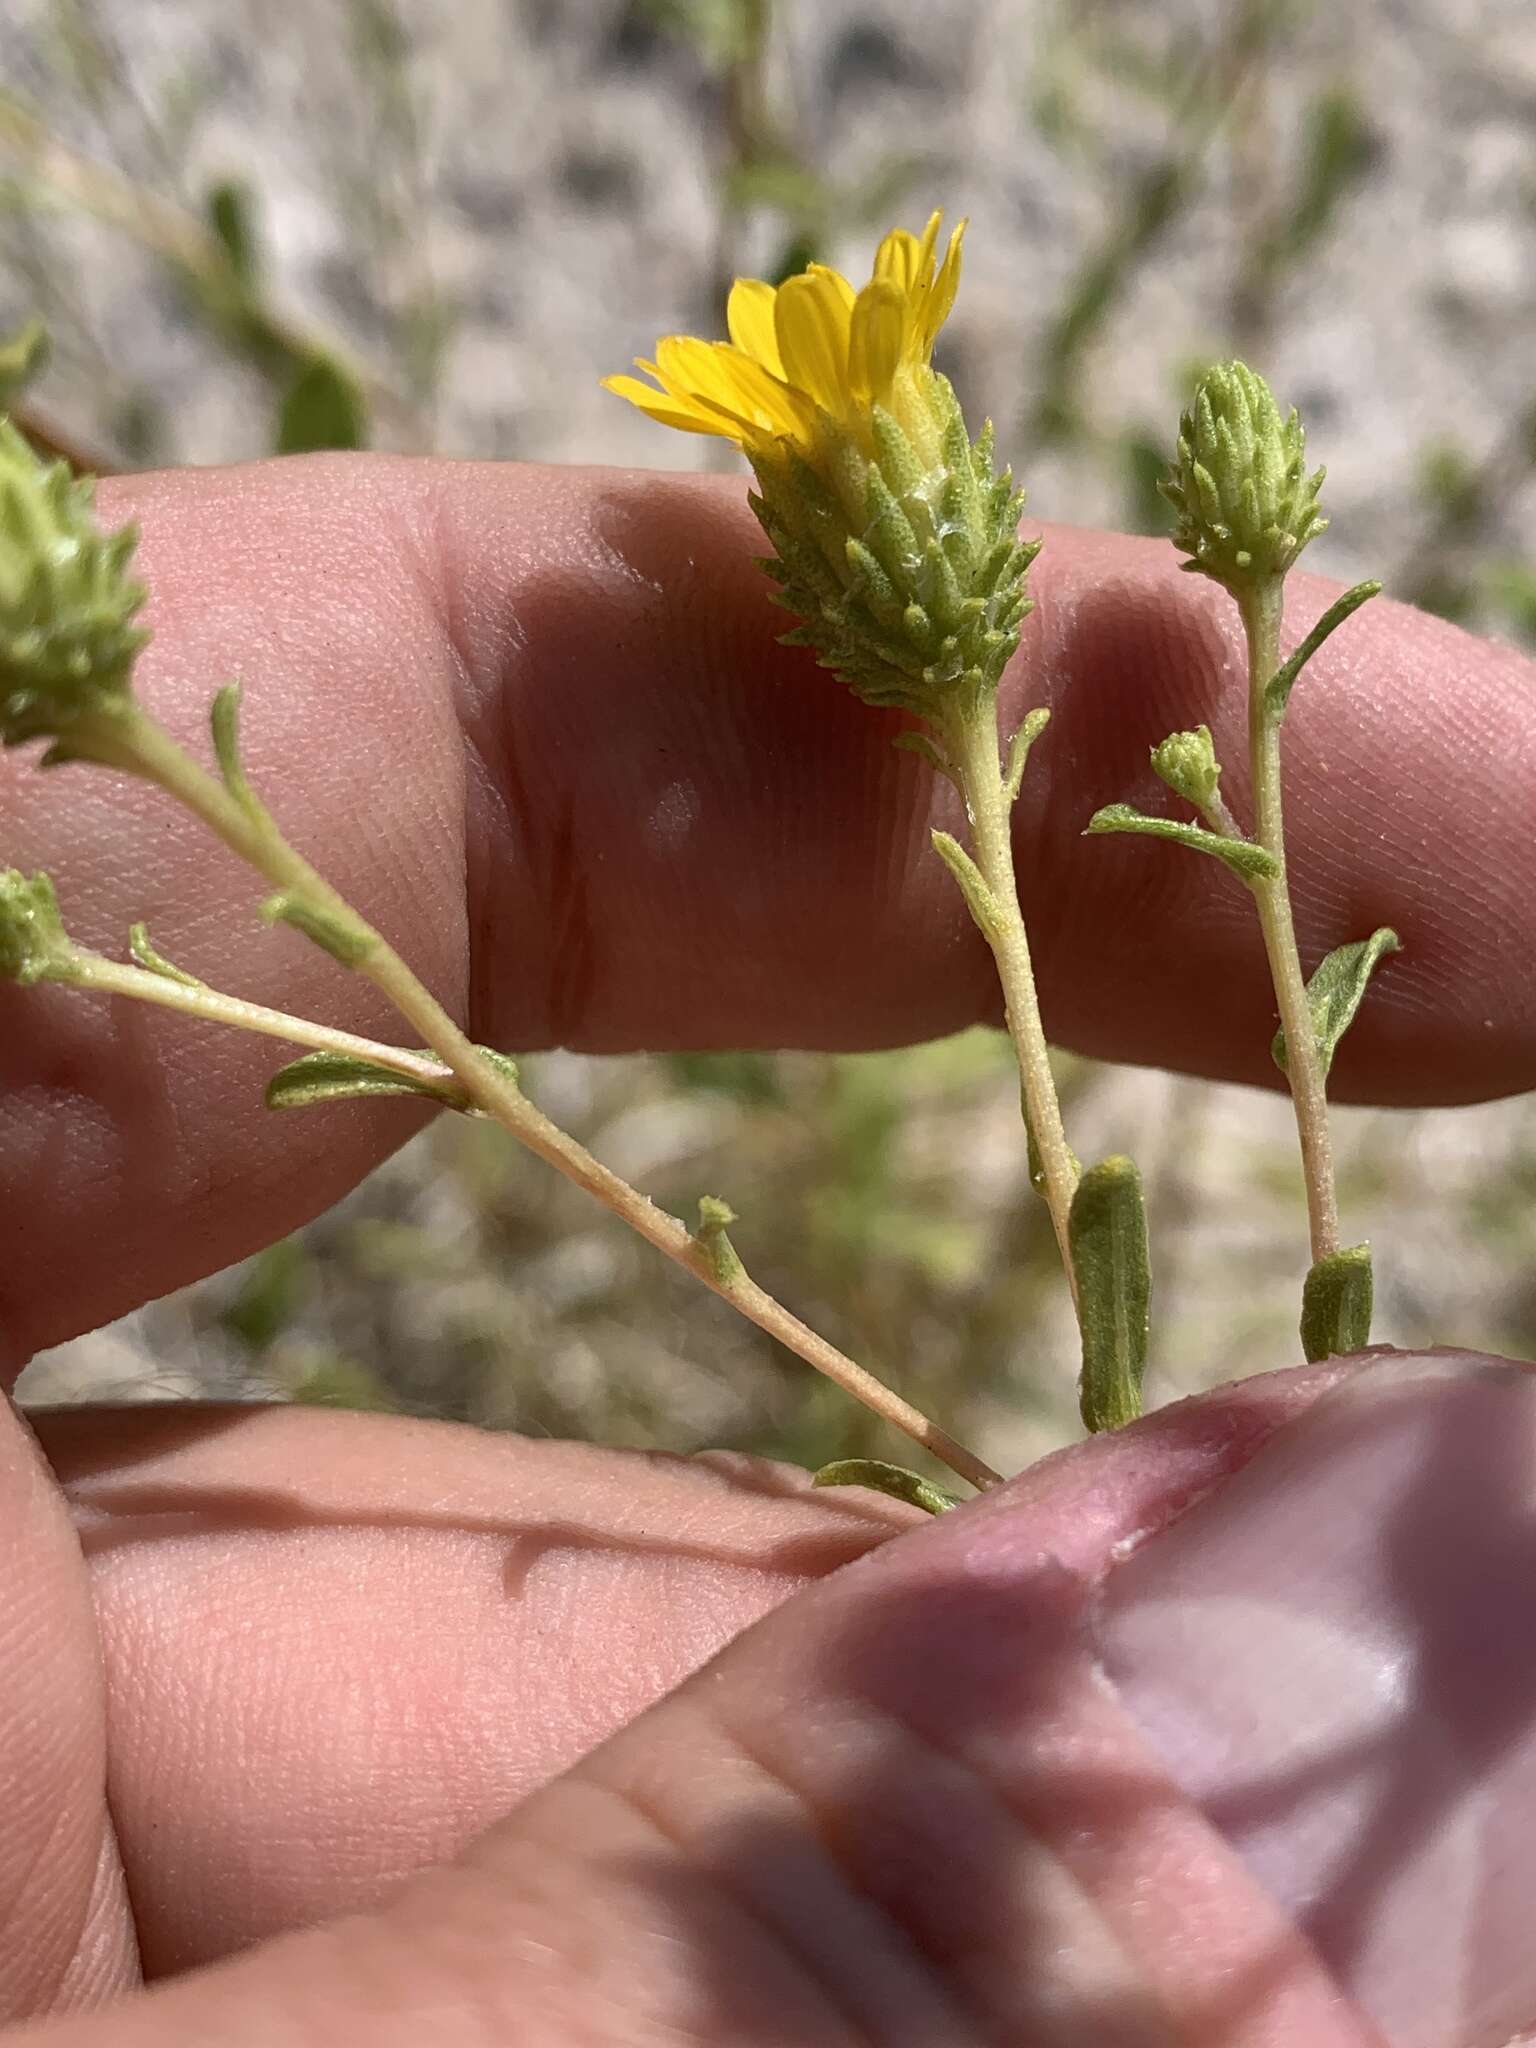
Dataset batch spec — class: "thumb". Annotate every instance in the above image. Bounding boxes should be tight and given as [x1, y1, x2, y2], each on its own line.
[17, 1351, 1525, 2048]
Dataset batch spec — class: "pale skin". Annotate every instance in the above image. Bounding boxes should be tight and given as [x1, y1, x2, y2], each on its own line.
[2, 456, 1536, 2045]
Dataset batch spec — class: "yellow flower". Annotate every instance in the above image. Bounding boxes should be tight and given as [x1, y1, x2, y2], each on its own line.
[603, 212, 965, 463]
[604, 214, 1038, 721]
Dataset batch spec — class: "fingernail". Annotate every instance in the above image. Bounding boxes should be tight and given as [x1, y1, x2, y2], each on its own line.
[1096, 1351, 1536, 2048]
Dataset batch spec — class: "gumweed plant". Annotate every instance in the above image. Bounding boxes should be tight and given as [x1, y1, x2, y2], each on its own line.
[0, 215, 1392, 1510]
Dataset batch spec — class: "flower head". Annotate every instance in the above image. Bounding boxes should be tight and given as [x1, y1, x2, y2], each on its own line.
[0, 868, 70, 985]
[604, 215, 1038, 720]
[1160, 361, 1327, 591]
[0, 417, 146, 752]
[604, 213, 964, 464]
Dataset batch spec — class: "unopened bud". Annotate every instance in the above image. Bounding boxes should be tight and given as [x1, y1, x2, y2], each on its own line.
[1160, 361, 1326, 590]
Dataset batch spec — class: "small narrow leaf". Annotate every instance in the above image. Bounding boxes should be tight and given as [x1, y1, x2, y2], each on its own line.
[261, 891, 378, 966]
[210, 682, 257, 809]
[812, 1459, 958, 1515]
[1086, 804, 1279, 882]
[1003, 706, 1051, 804]
[1300, 1243, 1374, 1363]
[265, 1044, 518, 1113]
[931, 828, 1002, 935]
[694, 1194, 745, 1286]
[1273, 927, 1401, 1079]
[892, 729, 954, 783]
[276, 353, 368, 455]
[1265, 580, 1382, 718]
[1070, 1155, 1152, 1434]
[128, 922, 203, 987]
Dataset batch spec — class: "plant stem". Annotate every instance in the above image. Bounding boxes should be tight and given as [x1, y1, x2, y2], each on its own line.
[944, 703, 1081, 1290]
[58, 951, 451, 1087]
[87, 705, 1003, 1494]
[1240, 579, 1340, 1264]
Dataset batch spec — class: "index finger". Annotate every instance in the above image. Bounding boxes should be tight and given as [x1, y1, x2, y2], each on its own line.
[2, 453, 1531, 1362]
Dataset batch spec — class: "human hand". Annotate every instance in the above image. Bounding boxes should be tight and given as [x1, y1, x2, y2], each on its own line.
[3, 457, 1535, 2045]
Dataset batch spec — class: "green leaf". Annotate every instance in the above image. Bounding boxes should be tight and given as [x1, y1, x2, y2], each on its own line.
[261, 891, 378, 966]
[1265, 581, 1382, 718]
[694, 1194, 745, 1286]
[209, 681, 256, 806]
[892, 729, 954, 783]
[931, 828, 1001, 935]
[275, 354, 368, 455]
[265, 1045, 518, 1113]
[1003, 706, 1051, 804]
[1085, 804, 1278, 882]
[1070, 1155, 1151, 1434]
[205, 179, 261, 287]
[1273, 927, 1401, 1080]
[0, 317, 49, 407]
[128, 922, 203, 987]
[1300, 1243, 1374, 1363]
[812, 1459, 957, 1515]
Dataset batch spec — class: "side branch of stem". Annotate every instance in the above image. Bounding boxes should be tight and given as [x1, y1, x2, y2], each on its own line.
[80, 704, 1003, 1494]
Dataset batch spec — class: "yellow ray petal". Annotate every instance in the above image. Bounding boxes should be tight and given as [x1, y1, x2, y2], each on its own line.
[873, 224, 922, 296]
[602, 373, 744, 439]
[805, 262, 857, 312]
[918, 217, 966, 355]
[914, 210, 942, 282]
[660, 336, 816, 443]
[849, 278, 908, 407]
[773, 269, 853, 413]
[726, 278, 784, 376]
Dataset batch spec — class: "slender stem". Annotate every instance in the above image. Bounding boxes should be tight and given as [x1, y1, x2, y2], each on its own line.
[944, 703, 1081, 1291]
[1240, 580, 1340, 1264]
[56, 951, 451, 1087]
[85, 705, 1003, 1494]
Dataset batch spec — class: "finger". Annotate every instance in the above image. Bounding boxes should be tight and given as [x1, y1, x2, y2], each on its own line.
[26, 1353, 1525, 2048]
[4, 457, 1532, 1362]
[0, 1398, 135, 2028]
[30, 1404, 918, 1980]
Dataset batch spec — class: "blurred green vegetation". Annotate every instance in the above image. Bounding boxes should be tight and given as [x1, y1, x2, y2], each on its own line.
[4, 0, 1535, 1472]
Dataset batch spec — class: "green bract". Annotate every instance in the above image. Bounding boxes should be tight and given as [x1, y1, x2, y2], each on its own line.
[1160, 360, 1327, 590]
[0, 417, 147, 749]
[749, 379, 1041, 719]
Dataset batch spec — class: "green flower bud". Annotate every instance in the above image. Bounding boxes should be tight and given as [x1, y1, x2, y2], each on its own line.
[1159, 361, 1327, 590]
[0, 868, 71, 985]
[748, 375, 1041, 720]
[0, 417, 148, 750]
[1150, 724, 1221, 812]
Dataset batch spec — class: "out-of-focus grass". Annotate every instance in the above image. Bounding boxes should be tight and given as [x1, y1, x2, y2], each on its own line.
[7, 0, 1536, 1475]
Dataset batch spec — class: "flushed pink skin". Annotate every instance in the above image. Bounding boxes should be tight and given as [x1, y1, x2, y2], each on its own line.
[5, 456, 1536, 2042]
[7, 1362, 1385, 2048]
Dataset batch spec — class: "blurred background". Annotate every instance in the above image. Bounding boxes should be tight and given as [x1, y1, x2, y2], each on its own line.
[5, 0, 1536, 1478]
